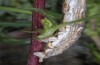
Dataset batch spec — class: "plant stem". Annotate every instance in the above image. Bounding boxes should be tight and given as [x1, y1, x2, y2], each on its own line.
[27, 0, 45, 65]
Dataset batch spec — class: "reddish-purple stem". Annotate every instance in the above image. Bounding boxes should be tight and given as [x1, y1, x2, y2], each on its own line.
[27, 0, 45, 65]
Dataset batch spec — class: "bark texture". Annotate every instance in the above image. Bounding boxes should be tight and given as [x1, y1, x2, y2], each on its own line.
[34, 0, 86, 62]
[27, 0, 45, 65]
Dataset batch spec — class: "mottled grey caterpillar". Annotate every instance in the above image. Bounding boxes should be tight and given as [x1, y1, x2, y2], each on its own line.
[34, 0, 86, 62]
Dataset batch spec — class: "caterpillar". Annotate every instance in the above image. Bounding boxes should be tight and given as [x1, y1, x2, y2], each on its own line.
[34, 0, 86, 62]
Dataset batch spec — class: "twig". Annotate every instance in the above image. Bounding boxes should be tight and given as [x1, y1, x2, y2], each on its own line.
[27, 0, 45, 65]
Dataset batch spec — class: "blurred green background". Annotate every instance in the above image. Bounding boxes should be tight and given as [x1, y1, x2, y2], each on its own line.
[0, 0, 100, 65]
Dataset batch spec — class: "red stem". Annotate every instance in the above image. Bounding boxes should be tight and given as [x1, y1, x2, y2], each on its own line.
[27, 0, 45, 65]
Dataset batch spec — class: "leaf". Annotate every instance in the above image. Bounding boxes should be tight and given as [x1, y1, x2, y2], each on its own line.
[46, 10, 62, 20]
[21, 29, 41, 34]
[0, 6, 58, 24]
[0, 6, 32, 14]
[0, 21, 31, 27]
[0, 32, 29, 45]
[1, 38, 30, 45]
[42, 18, 54, 29]
[37, 25, 59, 39]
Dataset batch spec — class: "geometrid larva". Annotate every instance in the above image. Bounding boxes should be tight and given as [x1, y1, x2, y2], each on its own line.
[34, 0, 86, 62]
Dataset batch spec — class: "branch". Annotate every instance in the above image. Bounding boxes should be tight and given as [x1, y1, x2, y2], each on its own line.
[27, 0, 45, 65]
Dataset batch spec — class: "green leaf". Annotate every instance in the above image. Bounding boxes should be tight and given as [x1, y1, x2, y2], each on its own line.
[0, 6, 32, 14]
[37, 25, 59, 39]
[0, 21, 31, 27]
[1, 38, 30, 45]
[0, 6, 58, 24]
[46, 10, 62, 20]
[42, 18, 53, 29]
[0, 32, 29, 45]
